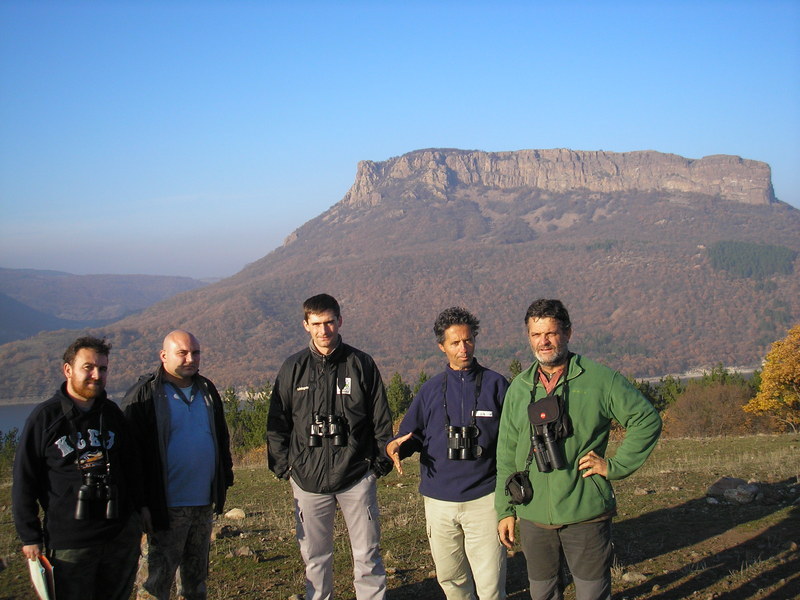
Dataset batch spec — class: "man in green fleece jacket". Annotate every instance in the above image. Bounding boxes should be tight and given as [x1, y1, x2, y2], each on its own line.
[495, 299, 661, 600]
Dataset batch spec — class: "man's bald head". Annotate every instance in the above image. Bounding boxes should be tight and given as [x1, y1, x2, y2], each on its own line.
[160, 330, 201, 386]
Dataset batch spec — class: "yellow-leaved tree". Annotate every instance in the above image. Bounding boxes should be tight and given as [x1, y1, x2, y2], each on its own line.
[744, 324, 800, 433]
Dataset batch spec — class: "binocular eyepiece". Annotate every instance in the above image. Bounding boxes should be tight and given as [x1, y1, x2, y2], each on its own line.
[308, 412, 348, 447]
[446, 425, 482, 460]
[75, 472, 118, 520]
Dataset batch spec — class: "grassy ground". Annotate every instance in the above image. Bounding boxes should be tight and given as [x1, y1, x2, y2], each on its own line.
[1, 434, 798, 599]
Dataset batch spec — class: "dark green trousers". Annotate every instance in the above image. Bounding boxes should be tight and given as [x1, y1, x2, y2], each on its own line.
[48, 513, 141, 600]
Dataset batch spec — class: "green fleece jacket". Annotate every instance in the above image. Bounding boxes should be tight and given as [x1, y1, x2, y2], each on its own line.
[494, 353, 662, 526]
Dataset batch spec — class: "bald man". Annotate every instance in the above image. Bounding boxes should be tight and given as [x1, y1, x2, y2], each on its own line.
[122, 331, 233, 600]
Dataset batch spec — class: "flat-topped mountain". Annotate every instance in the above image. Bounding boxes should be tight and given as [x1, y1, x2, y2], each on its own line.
[1, 148, 797, 402]
[343, 149, 775, 208]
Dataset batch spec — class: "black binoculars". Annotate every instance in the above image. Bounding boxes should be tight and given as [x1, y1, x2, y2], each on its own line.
[528, 395, 566, 473]
[446, 425, 482, 460]
[308, 412, 348, 447]
[75, 472, 118, 520]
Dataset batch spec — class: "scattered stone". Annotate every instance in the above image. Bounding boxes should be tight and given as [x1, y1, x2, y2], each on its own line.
[788, 541, 798, 552]
[225, 508, 246, 520]
[723, 484, 759, 504]
[634, 488, 654, 496]
[385, 566, 397, 575]
[233, 545, 253, 557]
[670, 486, 680, 491]
[706, 497, 719, 505]
[622, 571, 647, 583]
[211, 524, 242, 540]
[707, 476, 747, 496]
[652, 584, 661, 592]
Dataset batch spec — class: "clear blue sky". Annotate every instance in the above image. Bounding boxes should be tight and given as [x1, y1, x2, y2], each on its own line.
[2, 1, 798, 279]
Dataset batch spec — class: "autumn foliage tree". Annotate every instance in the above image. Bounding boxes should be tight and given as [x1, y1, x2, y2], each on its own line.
[744, 324, 800, 433]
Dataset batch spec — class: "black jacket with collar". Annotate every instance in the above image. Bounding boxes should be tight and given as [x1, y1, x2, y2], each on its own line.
[121, 367, 233, 531]
[266, 339, 394, 493]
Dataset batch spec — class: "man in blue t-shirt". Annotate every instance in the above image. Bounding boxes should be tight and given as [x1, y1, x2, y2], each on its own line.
[123, 330, 233, 600]
[386, 307, 509, 600]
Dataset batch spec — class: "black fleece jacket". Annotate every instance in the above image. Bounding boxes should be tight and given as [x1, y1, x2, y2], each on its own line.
[12, 385, 140, 550]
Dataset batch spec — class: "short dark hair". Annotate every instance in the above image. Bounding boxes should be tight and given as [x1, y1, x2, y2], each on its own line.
[433, 307, 480, 344]
[524, 299, 571, 331]
[303, 293, 341, 321]
[63, 336, 112, 365]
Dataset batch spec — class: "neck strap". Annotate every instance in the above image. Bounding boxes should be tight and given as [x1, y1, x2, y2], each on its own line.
[442, 360, 484, 429]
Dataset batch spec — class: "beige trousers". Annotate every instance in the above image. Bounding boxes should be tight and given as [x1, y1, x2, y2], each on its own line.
[423, 492, 506, 600]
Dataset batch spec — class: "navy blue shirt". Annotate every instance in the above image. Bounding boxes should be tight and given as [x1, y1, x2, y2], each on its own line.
[396, 362, 508, 502]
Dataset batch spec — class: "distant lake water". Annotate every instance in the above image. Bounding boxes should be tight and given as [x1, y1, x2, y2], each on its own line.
[0, 403, 38, 435]
[0, 397, 127, 436]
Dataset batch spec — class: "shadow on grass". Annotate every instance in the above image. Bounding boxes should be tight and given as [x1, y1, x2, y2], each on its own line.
[387, 552, 531, 599]
[614, 479, 799, 599]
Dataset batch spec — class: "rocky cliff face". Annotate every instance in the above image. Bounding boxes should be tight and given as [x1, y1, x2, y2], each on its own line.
[342, 149, 776, 208]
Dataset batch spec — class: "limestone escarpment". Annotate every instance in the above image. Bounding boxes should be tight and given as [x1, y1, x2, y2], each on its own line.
[342, 149, 776, 208]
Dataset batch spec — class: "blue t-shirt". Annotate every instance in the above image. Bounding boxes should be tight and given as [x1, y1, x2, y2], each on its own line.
[164, 383, 216, 507]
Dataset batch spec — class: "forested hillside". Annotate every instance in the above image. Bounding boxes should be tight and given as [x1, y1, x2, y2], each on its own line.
[0, 149, 798, 401]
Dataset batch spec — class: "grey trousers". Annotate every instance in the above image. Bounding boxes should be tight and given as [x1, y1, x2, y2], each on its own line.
[291, 472, 387, 600]
[519, 518, 612, 600]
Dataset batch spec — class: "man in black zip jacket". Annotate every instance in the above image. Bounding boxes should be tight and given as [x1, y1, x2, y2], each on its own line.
[267, 293, 394, 600]
[122, 330, 233, 600]
[12, 336, 142, 600]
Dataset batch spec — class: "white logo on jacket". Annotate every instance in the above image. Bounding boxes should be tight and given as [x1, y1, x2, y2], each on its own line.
[54, 429, 116, 458]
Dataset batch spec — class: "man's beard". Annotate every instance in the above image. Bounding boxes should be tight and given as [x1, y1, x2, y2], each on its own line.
[536, 346, 569, 368]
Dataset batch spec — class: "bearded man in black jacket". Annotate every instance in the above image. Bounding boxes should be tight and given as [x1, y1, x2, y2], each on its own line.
[13, 336, 142, 600]
[267, 293, 394, 600]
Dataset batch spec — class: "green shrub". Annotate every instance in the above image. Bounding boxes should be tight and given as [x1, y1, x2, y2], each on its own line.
[0, 428, 18, 477]
[223, 383, 272, 458]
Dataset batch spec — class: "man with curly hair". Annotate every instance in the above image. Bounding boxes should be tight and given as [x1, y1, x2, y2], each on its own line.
[387, 307, 509, 600]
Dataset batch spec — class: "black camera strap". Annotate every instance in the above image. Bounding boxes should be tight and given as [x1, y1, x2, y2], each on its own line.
[441, 361, 484, 430]
[522, 423, 536, 474]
